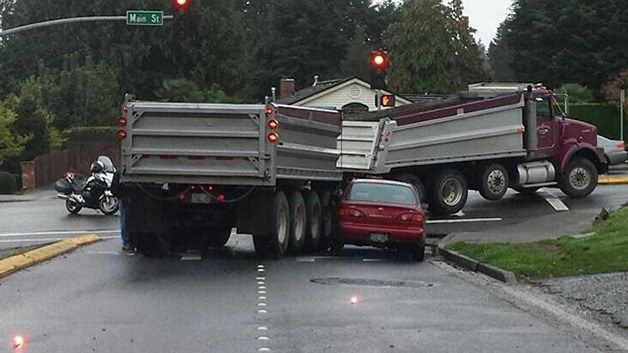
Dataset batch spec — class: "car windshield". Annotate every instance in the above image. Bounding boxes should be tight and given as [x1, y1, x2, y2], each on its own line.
[346, 182, 417, 205]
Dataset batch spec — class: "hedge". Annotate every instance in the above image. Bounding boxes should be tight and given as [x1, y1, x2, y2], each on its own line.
[0, 171, 18, 194]
[569, 104, 626, 142]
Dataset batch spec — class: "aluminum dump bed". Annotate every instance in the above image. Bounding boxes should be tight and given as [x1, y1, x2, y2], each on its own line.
[121, 101, 343, 186]
[338, 93, 528, 173]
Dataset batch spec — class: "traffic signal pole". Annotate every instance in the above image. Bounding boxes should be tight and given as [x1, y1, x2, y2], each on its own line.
[377, 90, 382, 112]
[0, 15, 174, 37]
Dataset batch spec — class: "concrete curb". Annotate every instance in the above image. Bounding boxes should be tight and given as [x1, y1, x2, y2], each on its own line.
[598, 176, 628, 185]
[437, 246, 518, 284]
[0, 234, 101, 279]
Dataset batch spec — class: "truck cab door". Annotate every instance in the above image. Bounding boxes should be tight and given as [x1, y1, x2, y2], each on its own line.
[534, 97, 559, 158]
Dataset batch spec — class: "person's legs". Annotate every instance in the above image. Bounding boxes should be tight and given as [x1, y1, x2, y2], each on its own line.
[120, 199, 132, 252]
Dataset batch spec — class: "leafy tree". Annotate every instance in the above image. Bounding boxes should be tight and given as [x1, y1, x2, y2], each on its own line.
[556, 83, 594, 103]
[386, 0, 488, 93]
[488, 21, 515, 81]
[603, 69, 628, 109]
[0, 101, 29, 165]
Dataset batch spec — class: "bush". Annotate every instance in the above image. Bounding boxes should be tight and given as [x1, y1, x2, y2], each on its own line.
[569, 103, 626, 141]
[0, 171, 18, 194]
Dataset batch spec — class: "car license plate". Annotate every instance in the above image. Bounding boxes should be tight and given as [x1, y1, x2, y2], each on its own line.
[191, 193, 211, 204]
[370, 233, 388, 243]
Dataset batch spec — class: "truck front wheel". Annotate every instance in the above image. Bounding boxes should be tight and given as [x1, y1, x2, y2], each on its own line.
[253, 191, 290, 259]
[429, 169, 468, 215]
[477, 163, 509, 201]
[559, 158, 597, 198]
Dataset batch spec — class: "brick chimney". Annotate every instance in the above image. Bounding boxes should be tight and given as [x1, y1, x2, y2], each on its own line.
[280, 78, 296, 99]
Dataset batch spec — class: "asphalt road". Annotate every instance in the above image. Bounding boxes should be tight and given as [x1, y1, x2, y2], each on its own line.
[2, 236, 626, 353]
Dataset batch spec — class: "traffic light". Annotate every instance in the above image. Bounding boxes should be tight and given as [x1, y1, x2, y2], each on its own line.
[369, 50, 389, 90]
[172, 0, 191, 13]
[375, 94, 396, 108]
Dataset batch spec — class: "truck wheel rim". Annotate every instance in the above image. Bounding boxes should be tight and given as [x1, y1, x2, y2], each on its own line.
[442, 179, 463, 206]
[569, 167, 590, 190]
[277, 207, 288, 244]
[487, 170, 506, 194]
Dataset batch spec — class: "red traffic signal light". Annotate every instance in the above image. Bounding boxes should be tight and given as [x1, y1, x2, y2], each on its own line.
[172, 0, 191, 13]
[369, 51, 389, 70]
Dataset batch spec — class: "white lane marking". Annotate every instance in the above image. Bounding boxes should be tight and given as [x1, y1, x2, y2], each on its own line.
[257, 309, 267, 314]
[258, 303, 267, 307]
[295, 256, 336, 262]
[181, 254, 202, 261]
[258, 336, 270, 341]
[427, 218, 502, 224]
[540, 190, 570, 212]
[86, 251, 120, 255]
[258, 290, 267, 295]
[0, 229, 119, 238]
[257, 327, 268, 331]
[258, 348, 271, 352]
[362, 258, 387, 262]
[258, 296, 267, 300]
[258, 286, 267, 290]
[256, 277, 266, 280]
[258, 268, 265, 272]
[257, 281, 265, 285]
[0, 235, 118, 243]
[257, 264, 265, 268]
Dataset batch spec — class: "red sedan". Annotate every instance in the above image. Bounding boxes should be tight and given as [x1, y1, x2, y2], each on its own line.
[336, 179, 426, 261]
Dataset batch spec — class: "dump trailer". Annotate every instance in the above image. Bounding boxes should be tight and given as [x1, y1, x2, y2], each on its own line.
[118, 96, 343, 258]
[338, 84, 608, 215]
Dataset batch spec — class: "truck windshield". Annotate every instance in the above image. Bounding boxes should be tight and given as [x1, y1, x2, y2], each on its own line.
[347, 182, 417, 205]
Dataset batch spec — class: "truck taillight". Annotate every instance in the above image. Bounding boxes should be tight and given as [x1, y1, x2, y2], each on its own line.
[118, 130, 127, 140]
[267, 132, 279, 143]
[118, 116, 127, 126]
[268, 119, 279, 130]
[265, 107, 274, 115]
[121, 104, 128, 113]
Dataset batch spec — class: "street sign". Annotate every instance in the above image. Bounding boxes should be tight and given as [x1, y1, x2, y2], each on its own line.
[126, 11, 164, 26]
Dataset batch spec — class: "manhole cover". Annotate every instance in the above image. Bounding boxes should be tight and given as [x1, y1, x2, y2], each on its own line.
[310, 277, 435, 288]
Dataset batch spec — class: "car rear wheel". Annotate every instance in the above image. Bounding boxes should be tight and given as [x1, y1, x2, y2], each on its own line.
[410, 240, 426, 262]
[319, 190, 335, 250]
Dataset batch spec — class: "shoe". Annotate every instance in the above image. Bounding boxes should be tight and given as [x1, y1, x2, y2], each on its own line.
[121, 244, 134, 253]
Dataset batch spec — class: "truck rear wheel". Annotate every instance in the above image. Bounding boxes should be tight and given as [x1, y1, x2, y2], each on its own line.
[429, 169, 468, 215]
[477, 163, 509, 201]
[287, 190, 306, 254]
[559, 158, 597, 198]
[135, 232, 171, 257]
[204, 227, 232, 248]
[393, 174, 426, 203]
[303, 190, 322, 252]
[319, 190, 336, 251]
[253, 191, 290, 259]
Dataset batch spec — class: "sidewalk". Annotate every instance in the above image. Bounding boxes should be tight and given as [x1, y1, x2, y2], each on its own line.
[0, 185, 55, 203]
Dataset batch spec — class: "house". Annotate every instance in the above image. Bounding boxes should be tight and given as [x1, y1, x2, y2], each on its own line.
[276, 76, 412, 114]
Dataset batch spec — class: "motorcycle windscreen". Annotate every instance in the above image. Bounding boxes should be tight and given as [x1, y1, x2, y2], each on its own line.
[54, 178, 73, 194]
[97, 156, 116, 173]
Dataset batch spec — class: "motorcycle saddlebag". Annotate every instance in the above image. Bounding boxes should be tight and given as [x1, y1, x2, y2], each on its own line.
[54, 178, 73, 194]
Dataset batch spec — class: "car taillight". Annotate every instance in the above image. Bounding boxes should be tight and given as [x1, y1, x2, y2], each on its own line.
[617, 141, 625, 150]
[397, 213, 423, 223]
[339, 207, 364, 218]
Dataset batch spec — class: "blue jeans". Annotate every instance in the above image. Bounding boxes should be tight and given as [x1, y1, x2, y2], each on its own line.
[120, 200, 130, 246]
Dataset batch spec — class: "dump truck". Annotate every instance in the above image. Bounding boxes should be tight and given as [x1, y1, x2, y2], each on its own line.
[117, 96, 343, 258]
[337, 83, 608, 215]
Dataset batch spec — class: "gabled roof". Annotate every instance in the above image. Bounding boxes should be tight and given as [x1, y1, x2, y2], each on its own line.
[277, 77, 354, 105]
[277, 77, 413, 106]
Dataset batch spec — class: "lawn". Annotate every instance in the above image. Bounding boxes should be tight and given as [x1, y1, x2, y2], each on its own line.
[447, 207, 628, 280]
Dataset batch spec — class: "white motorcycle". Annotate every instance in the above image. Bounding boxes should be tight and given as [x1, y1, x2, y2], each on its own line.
[54, 156, 119, 215]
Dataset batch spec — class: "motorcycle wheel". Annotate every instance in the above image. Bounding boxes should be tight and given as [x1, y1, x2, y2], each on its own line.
[99, 195, 119, 215]
[65, 198, 82, 214]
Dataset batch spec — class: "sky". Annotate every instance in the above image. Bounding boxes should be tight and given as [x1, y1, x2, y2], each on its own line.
[376, 0, 514, 46]
[462, 0, 513, 45]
